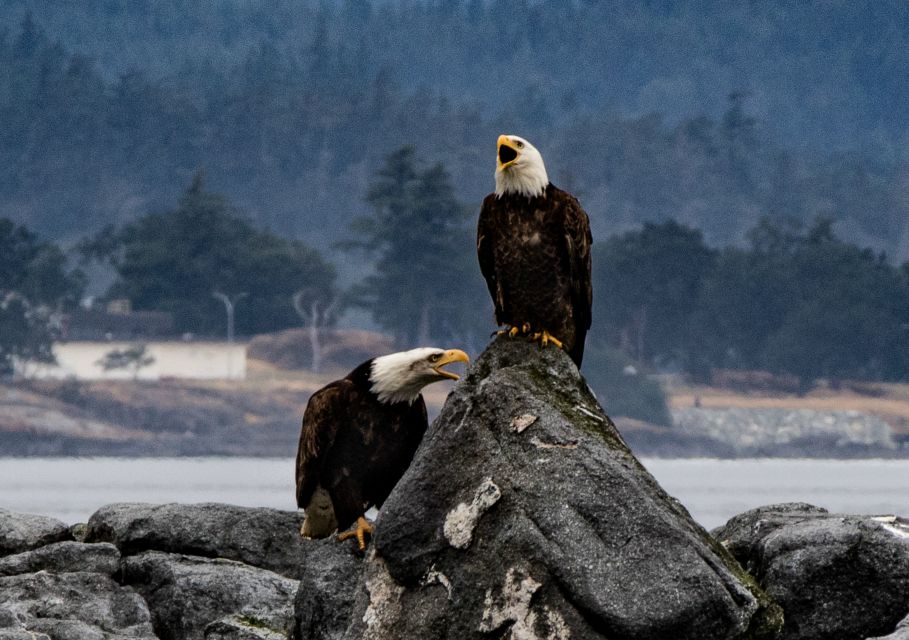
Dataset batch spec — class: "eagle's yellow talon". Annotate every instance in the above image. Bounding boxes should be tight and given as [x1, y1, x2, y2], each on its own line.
[521, 322, 531, 334]
[508, 325, 520, 337]
[338, 516, 375, 550]
[529, 330, 563, 350]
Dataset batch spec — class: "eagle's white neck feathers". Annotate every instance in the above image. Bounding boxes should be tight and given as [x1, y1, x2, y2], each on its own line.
[369, 348, 442, 405]
[495, 135, 549, 199]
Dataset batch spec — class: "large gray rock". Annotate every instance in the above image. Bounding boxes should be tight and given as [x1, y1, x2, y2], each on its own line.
[120, 551, 298, 640]
[0, 541, 119, 576]
[0, 631, 51, 640]
[869, 613, 909, 640]
[291, 538, 365, 640]
[337, 337, 782, 639]
[84, 503, 306, 578]
[0, 570, 156, 639]
[0, 509, 71, 556]
[713, 503, 909, 640]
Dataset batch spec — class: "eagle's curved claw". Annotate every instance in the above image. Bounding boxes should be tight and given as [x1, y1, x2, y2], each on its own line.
[530, 330, 564, 350]
[338, 516, 375, 551]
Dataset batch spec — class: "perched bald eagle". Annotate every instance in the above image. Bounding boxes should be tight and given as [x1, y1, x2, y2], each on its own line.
[295, 347, 469, 549]
[477, 134, 592, 366]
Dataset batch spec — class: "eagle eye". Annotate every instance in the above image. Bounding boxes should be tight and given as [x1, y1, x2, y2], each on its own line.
[429, 353, 441, 363]
[516, 141, 524, 149]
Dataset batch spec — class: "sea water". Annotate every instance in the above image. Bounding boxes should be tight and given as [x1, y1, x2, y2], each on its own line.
[0, 457, 907, 530]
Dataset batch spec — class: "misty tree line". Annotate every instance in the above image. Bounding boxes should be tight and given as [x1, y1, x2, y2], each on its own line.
[3, 145, 909, 393]
[2, 11, 909, 262]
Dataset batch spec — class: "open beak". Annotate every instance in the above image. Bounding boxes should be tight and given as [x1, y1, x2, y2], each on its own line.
[432, 349, 470, 380]
[497, 134, 519, 169]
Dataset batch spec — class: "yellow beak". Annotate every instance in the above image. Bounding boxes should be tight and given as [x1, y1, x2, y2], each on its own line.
[497, 134, 519, 170]
[432, 349, 470, 380]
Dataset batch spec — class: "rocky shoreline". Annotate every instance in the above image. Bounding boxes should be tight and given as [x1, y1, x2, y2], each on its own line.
[1, 339, 908, 639]
[2, 501, 907, 639]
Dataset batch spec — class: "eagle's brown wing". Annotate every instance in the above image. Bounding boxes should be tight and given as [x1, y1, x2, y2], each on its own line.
[561, 192, 593, 366]
[477, 194, 504, 323]
[295, 380, 352, 509]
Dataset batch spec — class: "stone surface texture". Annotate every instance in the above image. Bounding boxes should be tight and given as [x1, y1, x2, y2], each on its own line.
[84, 502, 306, 578]
[120, 550, 298, 640]
[0, 509, 71, 556]
[713, 503, 909, 640]
[0, 570, 157, 639]
[335, 336, 782, 640]
[0, 541, 119, 576]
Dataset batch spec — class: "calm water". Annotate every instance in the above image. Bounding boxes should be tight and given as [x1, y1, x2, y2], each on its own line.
[1, 457, 907, 530]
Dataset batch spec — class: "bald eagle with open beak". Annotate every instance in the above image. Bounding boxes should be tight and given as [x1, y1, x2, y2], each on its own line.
[477, 134, 592, 367]
[295, 347, 469, 549]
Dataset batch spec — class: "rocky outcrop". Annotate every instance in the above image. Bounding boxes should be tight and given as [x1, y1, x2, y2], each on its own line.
[713, 503, 909, 640]
[327, 337, 782, 639]
[0, 504, 307, 640]
[869, 614, 909, 640]
[121, 551, 298, 639]
[4, 338, 909, 640]
[0, 509, 71, 556]
[84, 503, 307, 579]
[0, 570, 157, 639]
[0, 540, 119, 576]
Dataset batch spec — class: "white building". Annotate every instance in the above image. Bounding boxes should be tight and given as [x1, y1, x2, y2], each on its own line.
[16, 341, 247, 381]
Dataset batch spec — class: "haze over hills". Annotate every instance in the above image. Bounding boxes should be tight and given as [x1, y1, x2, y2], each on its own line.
[1, 0, 909, 259]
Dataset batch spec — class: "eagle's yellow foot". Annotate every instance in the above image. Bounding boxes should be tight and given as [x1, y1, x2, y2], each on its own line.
[497, 322, 532, 338]
[530, 330, 564, 349]
[337, 516, 374, 550]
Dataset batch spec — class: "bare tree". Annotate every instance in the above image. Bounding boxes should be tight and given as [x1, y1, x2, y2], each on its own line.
[292, 289, 341, 373]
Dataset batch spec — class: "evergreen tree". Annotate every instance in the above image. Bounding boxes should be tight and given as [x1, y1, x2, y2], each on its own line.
[345, 146, 486, 347]
[0, 218, 81, 374]
[80, 173, 336, 336]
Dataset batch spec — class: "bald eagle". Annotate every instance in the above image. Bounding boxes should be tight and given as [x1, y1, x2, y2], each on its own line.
[295, 347, 469, 549]
[477, 134, 592, 366]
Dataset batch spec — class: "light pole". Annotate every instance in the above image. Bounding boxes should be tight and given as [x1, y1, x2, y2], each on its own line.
[212, 292, 248, 344]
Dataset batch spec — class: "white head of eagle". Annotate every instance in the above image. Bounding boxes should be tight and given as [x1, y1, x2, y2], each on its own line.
[369, 347, 470, 405]
[495, 134, 549, 199]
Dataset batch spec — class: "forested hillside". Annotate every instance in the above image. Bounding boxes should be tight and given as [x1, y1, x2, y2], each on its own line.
[1, 1, 909, 260]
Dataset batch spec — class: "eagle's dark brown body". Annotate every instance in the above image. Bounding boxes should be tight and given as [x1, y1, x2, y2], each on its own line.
[295, 360, 428, 533]
[477, 183, 593, 366]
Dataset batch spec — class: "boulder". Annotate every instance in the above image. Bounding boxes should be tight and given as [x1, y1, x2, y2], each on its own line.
[335, 336, 782, 639]
[291, 538, 365, 640]
[84, 503, 306, 578]
[0, 509, 71, 556]
[0, 570, 156, 639]
[713, 503, 909, 640]
[0, 631, 51, 640]
[0, 541, 119, 576]
[120, 550, 297, 640]
[869, 614, 909, 640]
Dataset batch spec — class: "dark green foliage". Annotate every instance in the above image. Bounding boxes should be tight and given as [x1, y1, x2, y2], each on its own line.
[1, 8, 909, 263]
[0, 218, 84, 306]
[595, 220, 716, 367]
[81, 174, 336, 337]
[345, 146, 490, 348]
[0, 295, 55, 376]
[0, 218, 83, 374]
[596, 216, 909, 386]
[582, 344, 672, 426]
